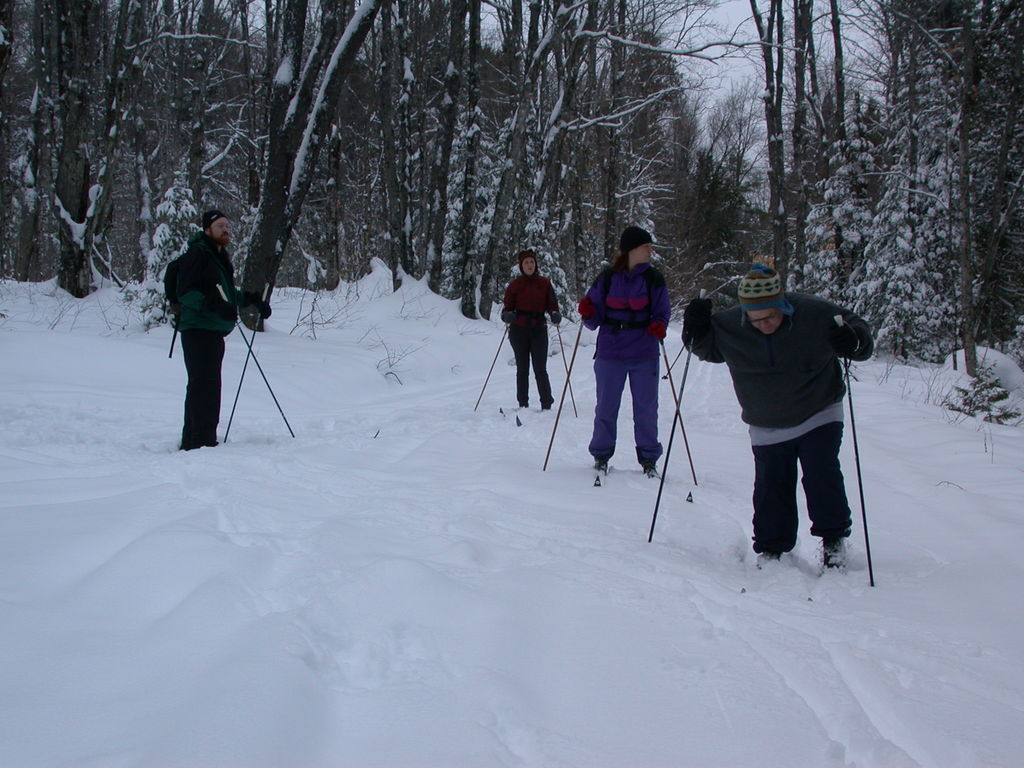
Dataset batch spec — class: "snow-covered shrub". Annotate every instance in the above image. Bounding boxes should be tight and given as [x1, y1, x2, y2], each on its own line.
[943, 364, 1021, 424]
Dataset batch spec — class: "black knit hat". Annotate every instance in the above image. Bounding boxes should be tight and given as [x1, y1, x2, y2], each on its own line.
[517, 249, 538, 271]
[619, 225, 653, 253]
[202, 209, 228, 231]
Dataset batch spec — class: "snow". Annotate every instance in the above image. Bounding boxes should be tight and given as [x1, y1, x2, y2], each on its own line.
[54, 197, 87, 250]
[2, 270, 1024, 767]
[274, 55, 294, 86]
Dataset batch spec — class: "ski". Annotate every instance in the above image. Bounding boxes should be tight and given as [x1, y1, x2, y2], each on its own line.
[498, 407, 523, 427]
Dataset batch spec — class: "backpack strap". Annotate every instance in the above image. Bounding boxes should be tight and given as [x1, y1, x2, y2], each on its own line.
[600, 266, 662, 331]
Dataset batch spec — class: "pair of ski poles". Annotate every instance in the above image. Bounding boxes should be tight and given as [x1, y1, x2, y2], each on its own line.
[539, 324, 698, 481]
[474, 321, 578, 418]
[520, 304, 876, 586]
[651, 315, 875, 585]
[217, 284, 295, 443]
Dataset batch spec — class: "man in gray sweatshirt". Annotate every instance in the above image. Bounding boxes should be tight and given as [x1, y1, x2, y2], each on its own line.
[682, 264, 873, 568]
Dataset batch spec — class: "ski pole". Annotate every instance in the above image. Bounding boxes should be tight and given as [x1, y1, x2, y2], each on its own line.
[224, 322, 258, 443]
[661, 341, 698, 485]
[648, 338, 698, 542]
[836, 316, 875, 587]
[543, 321, 584, 471]
[224, 284, 263, 442]
[474, 325, 509, 412]
[168, 326, 178, 359]
[223, 285, 294, 441]
[662, 344, 683, 379]
[554, 323, 578, 418]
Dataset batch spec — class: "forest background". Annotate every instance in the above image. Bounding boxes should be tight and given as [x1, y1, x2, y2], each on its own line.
[0, 0, 1021, 381]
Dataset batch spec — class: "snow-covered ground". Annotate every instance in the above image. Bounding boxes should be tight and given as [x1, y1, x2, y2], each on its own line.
[2, 263, 1023, 768]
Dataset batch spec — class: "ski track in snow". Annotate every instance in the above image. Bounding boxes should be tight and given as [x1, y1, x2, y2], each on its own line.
[2, 276, 1024, 767]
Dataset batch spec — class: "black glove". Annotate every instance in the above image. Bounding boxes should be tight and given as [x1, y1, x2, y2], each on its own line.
[501, 311, 517, 324]
[682, 298, 712, 346]
[243, 291, 273, 320]
[829, 322, 860, 357]
[550, 311, 561, 326]
[204, 293, 238, 323]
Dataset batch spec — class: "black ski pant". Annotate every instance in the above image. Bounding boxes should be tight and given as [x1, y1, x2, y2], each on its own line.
[180, 329, 226, 450]
[508, 324, 553, 409]
[750, 421, 852, 554]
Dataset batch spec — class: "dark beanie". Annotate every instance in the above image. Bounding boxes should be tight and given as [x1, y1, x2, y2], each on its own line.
[619, 225, 652, 253]
[517, 249, 538, 272]
[202, 209, 228, 230]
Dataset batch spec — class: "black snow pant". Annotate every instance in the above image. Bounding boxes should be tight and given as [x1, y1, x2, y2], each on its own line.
[508, 324, 553, 409]
[180, 329, 226, 450]
[750, 421, 853, 554]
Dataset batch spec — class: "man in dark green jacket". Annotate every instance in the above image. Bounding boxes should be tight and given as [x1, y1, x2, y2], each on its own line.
[682, 264, 873, 568]
[176, 210, 271, 450]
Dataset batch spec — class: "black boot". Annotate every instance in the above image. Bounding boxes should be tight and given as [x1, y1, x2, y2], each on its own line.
[822, 537, 846, 569]
[756, 551, 782, 569]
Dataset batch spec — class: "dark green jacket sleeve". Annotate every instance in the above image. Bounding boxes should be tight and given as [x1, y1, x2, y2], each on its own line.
[175, 234, 239, 334]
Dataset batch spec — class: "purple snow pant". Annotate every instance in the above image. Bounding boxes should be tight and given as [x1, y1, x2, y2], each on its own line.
[588, 356, 662, 464]
[750, 422, 853, 554]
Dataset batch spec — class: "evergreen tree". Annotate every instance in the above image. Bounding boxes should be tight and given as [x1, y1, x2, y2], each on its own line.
[851, 20, 958, 361]
[136, 177, 197, 329]
[801, 96, 880, 303]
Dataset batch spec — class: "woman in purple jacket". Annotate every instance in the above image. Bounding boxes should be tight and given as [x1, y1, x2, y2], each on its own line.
[578, 226, 671, 477]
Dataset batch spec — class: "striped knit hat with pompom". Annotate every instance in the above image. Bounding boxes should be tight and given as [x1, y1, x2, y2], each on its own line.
[737, 264, 794, 314]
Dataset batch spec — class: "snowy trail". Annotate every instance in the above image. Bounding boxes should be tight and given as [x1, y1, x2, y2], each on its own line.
[2, 275, 1024, 767]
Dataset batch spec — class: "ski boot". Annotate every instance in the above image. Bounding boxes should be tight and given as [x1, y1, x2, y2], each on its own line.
[822, 537, 846, 570]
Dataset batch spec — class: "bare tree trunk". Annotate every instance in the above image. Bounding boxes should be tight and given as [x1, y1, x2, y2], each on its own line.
[602, 0, 625, 258]
[379, 0, 416, 288]
[457, 0, 482, 318]
[379, 0, 404, 286]
[51, 0, 95, 297]
[239, 0, 262, 206]
[974, 8, 1023, 355]
[242, 0, 382, 322]
[479, 0, 577, 318]
[0, 0, 11, 105]
[425, 0, 468, 293]
[0, 0, 12, 272]
[44, 0, 145, 295]
[324, 122, 343, 290]
[790, 0, 812, 279]
[14, 4, 44, 282]
[84, 0, 146, 282]
[532, 0, 597, 211]
[826, 0, 847, 267]
[14, 87, 42, 281]
[750, 0, 788, 267]
[958, 13, 978, 375]
[187, 0, 215, 205]
[134, 112, 155, 281]
[829, 0, 846, 145]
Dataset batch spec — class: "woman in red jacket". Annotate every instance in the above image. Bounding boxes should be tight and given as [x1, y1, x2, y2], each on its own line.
[501, 249, 562, 409]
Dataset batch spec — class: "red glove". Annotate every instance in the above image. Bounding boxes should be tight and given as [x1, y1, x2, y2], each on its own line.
[578, 296, 596, 319]
[647, 321, 667, 340]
